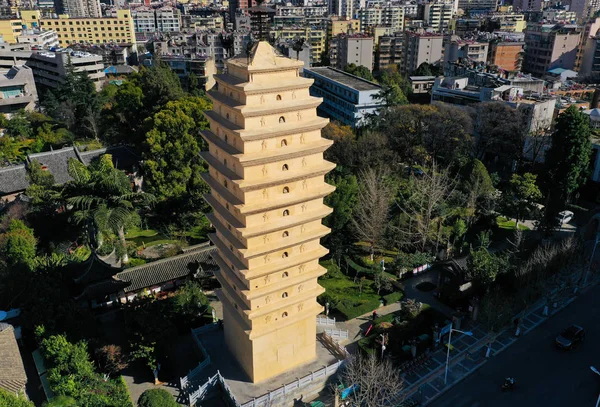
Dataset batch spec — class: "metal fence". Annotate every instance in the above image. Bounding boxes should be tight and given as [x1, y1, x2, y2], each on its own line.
[316, 315, 336, 326]
[324, 328, 349, 341]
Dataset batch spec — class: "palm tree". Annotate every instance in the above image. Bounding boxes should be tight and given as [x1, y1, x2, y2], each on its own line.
[292, 37, 305, 60]
[63, 155, 155, 263]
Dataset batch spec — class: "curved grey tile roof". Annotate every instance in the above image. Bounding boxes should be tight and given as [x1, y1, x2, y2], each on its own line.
[0, 165, 29, 195]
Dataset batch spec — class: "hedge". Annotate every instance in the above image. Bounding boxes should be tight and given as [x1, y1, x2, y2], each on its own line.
[345, 256, 376, 274]
[337, 297, 381, 320]
[383, 291, 404, 305]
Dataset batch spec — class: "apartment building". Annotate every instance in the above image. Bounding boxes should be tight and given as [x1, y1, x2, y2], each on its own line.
[523, 22, 582, 76]
[58, 0, 102, 18]
[23, 10, 135, 47]
[376, 33, 403, 69]
[457, 0, 496, 11]
[327, 16, 360, 40]
[486, 13, 527, 32]
[144, 55, 216, 90]
[403, 31, 444, 74]
[276, 5, 328, 17]
[445, 40, 489, 63]
[0, 17, 25, 43]
[271, 26, 326, 65]
[303, 66, 384, 127]
[0, 65, 37, 114]
[131, 6, 181, 33]
[423, 0, 456, 32]
[488, 40, 524, 71]
[17, 29, 59, 49]
[333, 34, 374, 70]
[358, 6, 404, 33]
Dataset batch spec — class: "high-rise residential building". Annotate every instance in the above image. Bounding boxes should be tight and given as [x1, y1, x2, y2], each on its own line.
[27, 50, 104, 89]
[487, 40, 524, 71]
[131, 6, 181, 33]
[403, 31, 444, 74]
[577, 17, 600, 73]
[332, 34, 374, 70]
[200, 41, 335, 383]
[0, 17, 26, 43]
[485, 12, 527, 32]
[328, 0, 354, 17]
[523, 22, 582, 76]
[22, 10, 135, 47]
[57, 0, 101, 18]
[376, 33, 404, 70]
[131, 7, 157, 32]
[358, 6, 404, 33]
[457, 0, 497, 12]
[512, 0, 543, 11]
[423, 0, 457, 32]
[327, 16, 360, 39]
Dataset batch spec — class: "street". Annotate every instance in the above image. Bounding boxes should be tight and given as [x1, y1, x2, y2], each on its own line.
[428, 283, 600, 407]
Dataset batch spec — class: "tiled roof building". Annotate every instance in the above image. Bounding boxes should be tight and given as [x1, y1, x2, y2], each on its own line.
[0, 323, 27, 395]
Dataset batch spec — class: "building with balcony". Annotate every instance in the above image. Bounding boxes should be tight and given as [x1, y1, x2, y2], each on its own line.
[0, 65, 37, 114]
[303, 66, 384, 127]
[523, 22, 582, 77]
[0, 17, 25, 43]
[445, 40, 489, 64]
[423, 0, 456, 32]
[200, 41, 335, 383]
[27, 50, 104, 90]
[16, 29, 59, 49]
[358, 6, 404, 33]
[271, 26, 326, 66]
[376, 32, 403, 70]
[327, 16, 360, 41]
[457, 0, 496, 11]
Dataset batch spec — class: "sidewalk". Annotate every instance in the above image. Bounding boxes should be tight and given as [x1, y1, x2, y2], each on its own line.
[401, 273, 600, 406]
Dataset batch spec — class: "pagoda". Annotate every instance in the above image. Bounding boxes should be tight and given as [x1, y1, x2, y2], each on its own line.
[200, 41, 336, 383]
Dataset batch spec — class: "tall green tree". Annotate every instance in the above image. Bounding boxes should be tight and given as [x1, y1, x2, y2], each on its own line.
[0, 219, 36, 269]
[544, 105, 592, 226]
[142, 97, 211, 201]
[343, 63, 375, 82]
[502, 173, 542, 228]
[62, 155, 155, 263]
[376, 82, 408, 107]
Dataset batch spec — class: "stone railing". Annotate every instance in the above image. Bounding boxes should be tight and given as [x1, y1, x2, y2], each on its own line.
[324, 328, 349, 341]
[180, 324, 219, 390]
[316, 315, 336, 326]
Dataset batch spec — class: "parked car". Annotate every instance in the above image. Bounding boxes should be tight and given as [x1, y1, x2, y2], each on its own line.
[555, 324, 585, 349]
[557, 210, 574, 225]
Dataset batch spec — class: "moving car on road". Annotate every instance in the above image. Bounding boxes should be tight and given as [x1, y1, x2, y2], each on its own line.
[555, 324, 585, 350]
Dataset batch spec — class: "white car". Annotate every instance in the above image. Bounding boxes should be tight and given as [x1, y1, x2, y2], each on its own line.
[557, 210, 574, 225]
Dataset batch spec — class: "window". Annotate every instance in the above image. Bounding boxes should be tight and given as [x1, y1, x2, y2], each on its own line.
[225, 135, 228, 142]
[276, 94, 282, 100]
[282, 164, 289, 171]
[281, 139, 288, 147]
[229, 245, 233, 251]
[226, 113, 230, 120]
[282, 312, 288, 318]
[282, 292, 288, 298]
[282, 231, 289, 237]
[283, 210, 290, 216]
[282, 252, 289, 258]
[224, 180, 228, 188]
[224, 158, 227, 167]
[282, 271, 289, 278]
[279, 116, 285, 123]
[283, 187, 290, 194]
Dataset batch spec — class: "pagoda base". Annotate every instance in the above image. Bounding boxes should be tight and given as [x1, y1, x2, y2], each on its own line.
[222, 303, 319, 383]
[195, 321, 344, 406]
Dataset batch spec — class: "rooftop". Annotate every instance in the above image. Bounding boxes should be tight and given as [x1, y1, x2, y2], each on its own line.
[0, 323, 27, 394]
[305, 67, 381, 92]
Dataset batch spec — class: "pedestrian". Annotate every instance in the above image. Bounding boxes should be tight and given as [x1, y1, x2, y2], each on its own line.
[372, 310, 378, 321]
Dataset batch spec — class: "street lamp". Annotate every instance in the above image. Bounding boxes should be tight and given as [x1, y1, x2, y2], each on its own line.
[584, 234, 600, 288]
[444, 329, 473, 385]
[591, 366, 600, 407]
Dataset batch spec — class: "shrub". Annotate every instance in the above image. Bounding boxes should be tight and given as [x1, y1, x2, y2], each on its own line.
[320, 259, 344, 279]
[0, 389, 34, 407]
[123, 257, 146, 268]
[138, 389, 178, 407]
[337, 297, 381, 320]
[383, 291, 404, 305]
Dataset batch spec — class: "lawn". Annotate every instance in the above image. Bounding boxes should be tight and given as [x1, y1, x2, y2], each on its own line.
[319, 273, 382, 320]
[496, 216, 530, 231]
[125, 228, 178, 249]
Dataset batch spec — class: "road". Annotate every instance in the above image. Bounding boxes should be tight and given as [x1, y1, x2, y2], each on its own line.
[429, 284, 600, 407]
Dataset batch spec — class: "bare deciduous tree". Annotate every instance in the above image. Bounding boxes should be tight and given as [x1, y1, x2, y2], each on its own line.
[352, 167, 394, 261]
[339, 353, 404, 407]
[396, 162, 459, 253]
